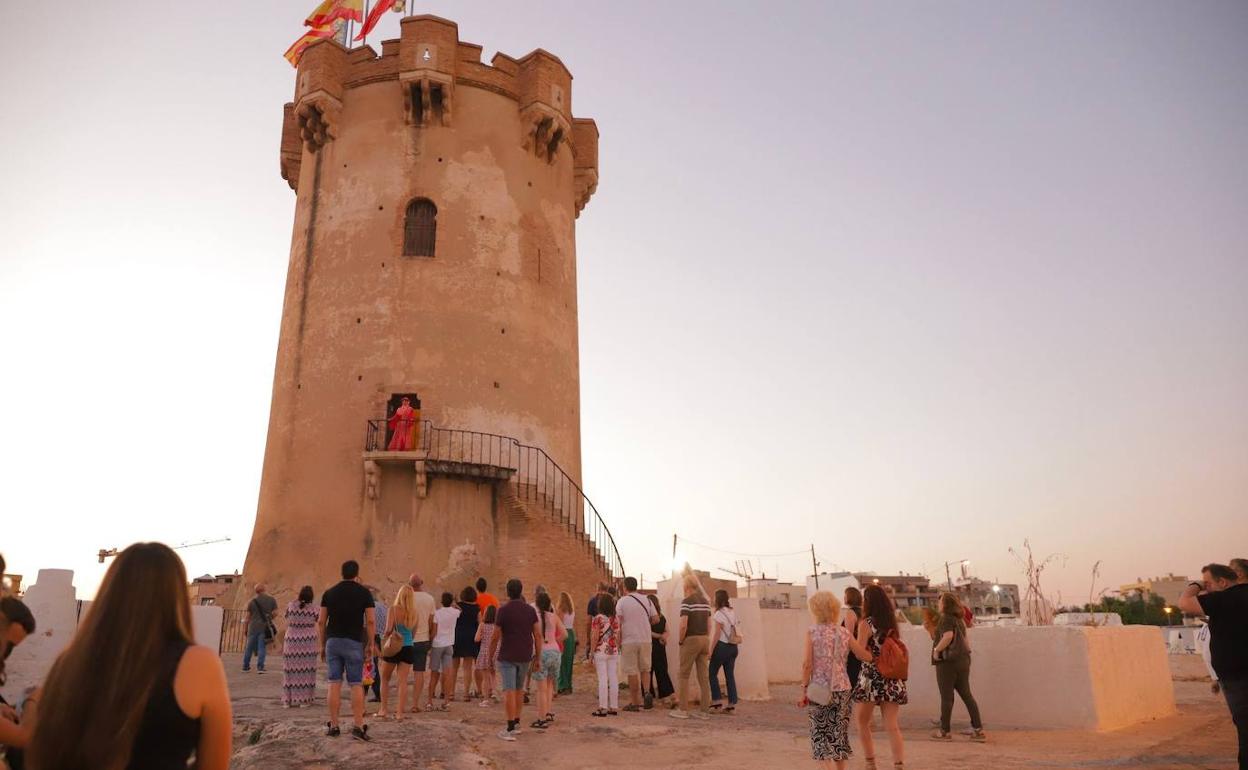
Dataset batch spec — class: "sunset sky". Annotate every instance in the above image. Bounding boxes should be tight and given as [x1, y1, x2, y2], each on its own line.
[2, 1, 1245, 602]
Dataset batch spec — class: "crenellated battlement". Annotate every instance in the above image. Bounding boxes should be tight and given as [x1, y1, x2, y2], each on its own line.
[280, 14, 598, 214]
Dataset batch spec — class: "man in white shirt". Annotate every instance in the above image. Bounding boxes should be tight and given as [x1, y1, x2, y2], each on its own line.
[617, 576, 658, 711]
[408, 573, 437, 711]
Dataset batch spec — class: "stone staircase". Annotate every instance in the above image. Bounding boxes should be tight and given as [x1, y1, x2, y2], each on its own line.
[496, 482, 612, 601]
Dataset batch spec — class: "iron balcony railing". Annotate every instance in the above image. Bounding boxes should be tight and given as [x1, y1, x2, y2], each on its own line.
[365, 419, 624, 579]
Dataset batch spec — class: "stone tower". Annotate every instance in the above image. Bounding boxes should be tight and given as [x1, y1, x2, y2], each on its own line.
[240, 15, 616, 608]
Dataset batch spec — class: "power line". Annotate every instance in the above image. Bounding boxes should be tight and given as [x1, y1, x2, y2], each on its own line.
[675, 534, 811, 559]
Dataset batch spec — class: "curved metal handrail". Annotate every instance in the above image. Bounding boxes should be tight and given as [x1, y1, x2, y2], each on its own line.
[364, 419, 624, 578]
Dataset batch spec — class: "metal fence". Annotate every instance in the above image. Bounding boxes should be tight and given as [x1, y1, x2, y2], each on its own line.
[365, 419, 624, 578]
[219, 608, 249, 653]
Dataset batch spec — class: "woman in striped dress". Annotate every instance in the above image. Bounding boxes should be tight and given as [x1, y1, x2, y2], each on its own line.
[282, 586, 319, 707]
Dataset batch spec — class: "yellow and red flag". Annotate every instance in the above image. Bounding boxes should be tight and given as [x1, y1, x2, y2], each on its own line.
[304, 0, 363, 29]
[284, 25, 336, 67]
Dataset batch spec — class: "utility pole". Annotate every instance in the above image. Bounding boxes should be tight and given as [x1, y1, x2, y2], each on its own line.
[811, 544, 820, 589]
[672, 533, 678, 562]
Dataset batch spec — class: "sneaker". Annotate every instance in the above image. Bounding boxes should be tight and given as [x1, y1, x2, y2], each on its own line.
[622, 704, 641, 712]
[257, 669, 266, 674]
[691, 710, 710, 720]
[497, 729, 517, 741]
[930, 730, 952, 741]
[643, 693, 654, 710]
[351, 725, 371, 742]
[325, 722, 341, 737]
[479, 699, 492, 708]
[970, 729, 987, 742]
[668, 709, 690, 720]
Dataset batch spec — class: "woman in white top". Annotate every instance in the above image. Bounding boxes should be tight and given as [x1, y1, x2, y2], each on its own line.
[708, 589, 740, 712]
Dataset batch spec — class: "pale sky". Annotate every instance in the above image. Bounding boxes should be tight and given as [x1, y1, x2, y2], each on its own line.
[2, 1, 1245, 603]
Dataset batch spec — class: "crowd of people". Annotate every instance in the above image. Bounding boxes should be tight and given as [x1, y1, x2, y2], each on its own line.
[1, 547, 1244, 768]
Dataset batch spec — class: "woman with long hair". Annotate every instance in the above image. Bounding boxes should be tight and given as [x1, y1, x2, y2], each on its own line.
[931, 593, 985, 742]
[920, 607, 940, 641]
[28, 542, 232, 770]
[556, 591, 577, 695]
[646, 593, 675, 706]
[378, 582, 416, 720]
[589, 593, 621, 717]
[473, 604, 499, 705]
[842, 587, 864, 690]
[282, 586, 318, 708]
[531, 592, 566, 728]
[802, 591, 873, 769]
[852, 584, 907, 770]
[708, 589, 741, 713]
[452, 586, 481, 701]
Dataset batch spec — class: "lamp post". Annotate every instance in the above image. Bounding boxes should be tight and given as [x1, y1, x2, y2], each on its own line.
[944, 559, 969, 591]
[1163, 606, 1175, 626]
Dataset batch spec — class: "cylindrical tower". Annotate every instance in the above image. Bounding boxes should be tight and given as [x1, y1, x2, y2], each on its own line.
[241, 15, 605, 605]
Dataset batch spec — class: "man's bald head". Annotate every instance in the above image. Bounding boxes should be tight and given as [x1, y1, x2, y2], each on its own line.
[409, 573, 423, 588]
[255, 584, 267, 594]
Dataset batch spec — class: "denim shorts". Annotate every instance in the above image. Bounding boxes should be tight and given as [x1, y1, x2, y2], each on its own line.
[325, 637, 364, 686]
[498, 660, 527, 691]
[429, 645, 454, 673]
[532, 649, 561, 682]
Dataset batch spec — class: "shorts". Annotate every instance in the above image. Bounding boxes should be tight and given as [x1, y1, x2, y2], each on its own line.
[410, 641, 431, 672]
[620, 641, 652, 676]
[383, 645, 415, 666]
[429, 645, 454, 673]
[532, 649, 561, 682]
[325, 637, 364, 686]
[498, 659, 528, 691]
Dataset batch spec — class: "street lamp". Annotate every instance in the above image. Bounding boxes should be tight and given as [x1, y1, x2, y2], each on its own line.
[944, 559, 970, 590]
[1163, 606, 1175, 626]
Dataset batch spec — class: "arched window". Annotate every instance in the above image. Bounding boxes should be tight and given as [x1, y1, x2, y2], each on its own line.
[403, 198, 437, 257]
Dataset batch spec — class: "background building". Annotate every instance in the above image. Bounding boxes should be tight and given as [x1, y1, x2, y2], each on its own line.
[1119, 574, 1190, 608]
[188, 572, 239, 606]
[953, 577, 1020, 618]
[743, 575, 806, 609]
[854, 573, 940, 608]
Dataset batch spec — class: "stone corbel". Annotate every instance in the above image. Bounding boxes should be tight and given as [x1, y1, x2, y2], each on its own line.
[295, 92, 342, 153]
[364, 460, 381, 500]
[521, 104, 570, 164]
[400, 71, 453, 127]
[414, 459, 428, 499]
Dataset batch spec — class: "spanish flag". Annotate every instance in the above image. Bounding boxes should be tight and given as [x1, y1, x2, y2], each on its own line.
[304, 0, 363, 29]
[284, 25, 336, 67]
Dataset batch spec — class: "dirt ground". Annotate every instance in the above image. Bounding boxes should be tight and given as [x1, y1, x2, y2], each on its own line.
[226, 653, 1238, 769]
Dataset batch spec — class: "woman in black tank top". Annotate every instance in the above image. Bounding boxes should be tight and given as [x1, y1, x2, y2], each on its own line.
[842, 586, 865, 686]
[128, 640, 202, 769]
[28, 543, 232, 770]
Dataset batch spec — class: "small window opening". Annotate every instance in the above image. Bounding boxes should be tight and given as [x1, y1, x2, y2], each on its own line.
[403, 198, 437, 257]
[430, 83, 445, 123]
[410, 82, 424, 126]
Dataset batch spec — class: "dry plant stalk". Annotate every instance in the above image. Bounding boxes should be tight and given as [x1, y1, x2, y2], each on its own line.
[1009, 539, 1063, 626]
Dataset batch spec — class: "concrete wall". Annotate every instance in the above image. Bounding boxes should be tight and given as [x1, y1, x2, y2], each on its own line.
[654, 588, 770, 703]
[2, 570, 228, 704]
[758, 610, 1175, 731]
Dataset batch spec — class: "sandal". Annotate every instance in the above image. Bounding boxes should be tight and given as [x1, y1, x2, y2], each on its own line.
[723, 705, 735, 714]
[591, 708, 609, 717]
[608, 709, 618, 716]
[545, 712, 555, 722]
[622, 704, 641, 712]
[530, 718, 549, 729]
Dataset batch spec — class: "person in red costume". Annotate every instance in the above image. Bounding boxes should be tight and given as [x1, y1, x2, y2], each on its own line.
[387, 397, 418, 451]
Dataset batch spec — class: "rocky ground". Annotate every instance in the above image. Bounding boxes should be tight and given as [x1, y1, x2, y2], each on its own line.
[226, 653, 1238, 769]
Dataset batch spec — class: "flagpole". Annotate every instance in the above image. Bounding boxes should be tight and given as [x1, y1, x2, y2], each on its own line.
[362, 0, 369, 48]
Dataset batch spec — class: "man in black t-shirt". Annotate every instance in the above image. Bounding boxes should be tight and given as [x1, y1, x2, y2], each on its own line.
[318, 560, 376, 741]
[1180, 563, 1247, 769]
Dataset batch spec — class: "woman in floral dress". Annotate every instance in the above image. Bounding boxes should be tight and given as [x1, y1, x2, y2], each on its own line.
[802, 591, 873, 768]
[852, 584, 908, 769]
[282, 586, 319, 707]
